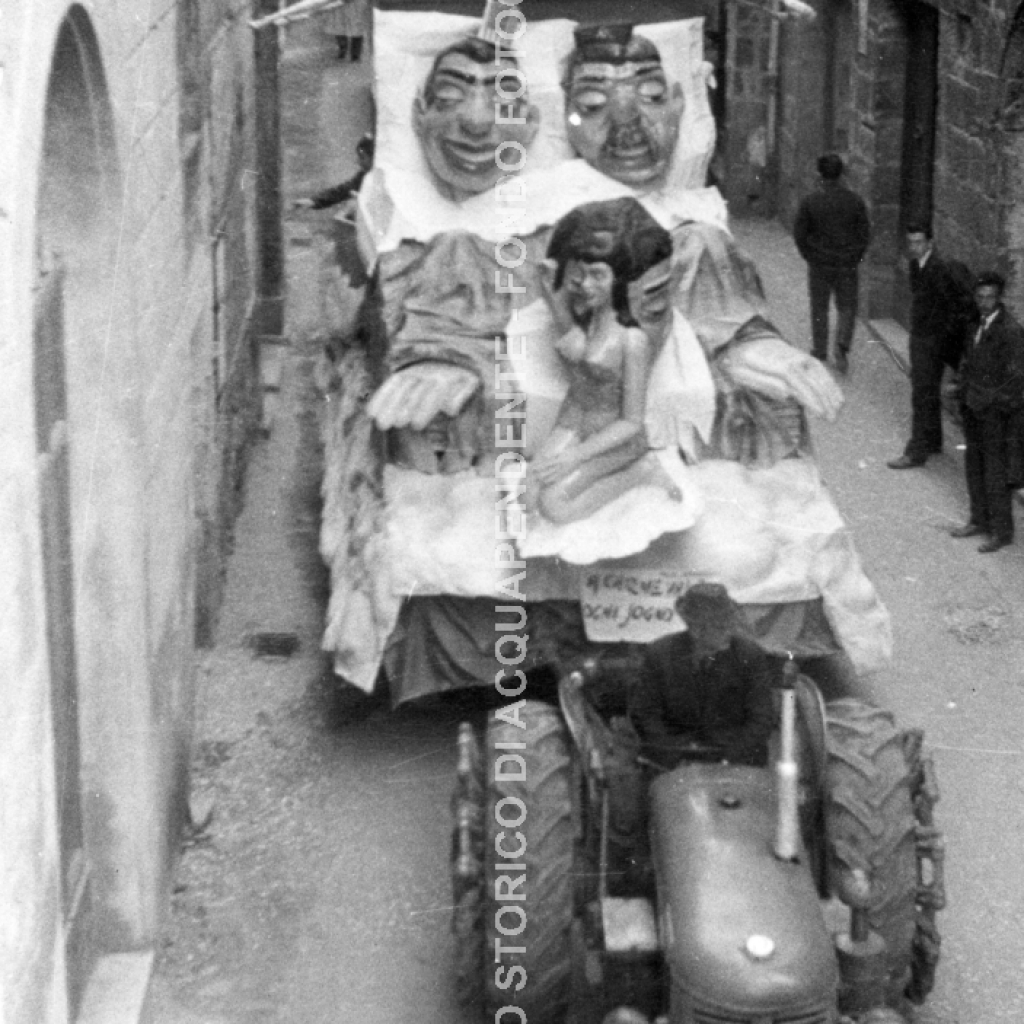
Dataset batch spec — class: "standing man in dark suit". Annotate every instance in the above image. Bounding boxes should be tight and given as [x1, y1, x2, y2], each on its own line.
[949, 272, 1024, 552]
[793, 153, 871, 374]
[888, 224, 974, 468]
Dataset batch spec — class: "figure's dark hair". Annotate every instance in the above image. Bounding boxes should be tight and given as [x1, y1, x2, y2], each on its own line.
[422, 37, 519, 105]
[817, 152, 844, 180]
[974, 270, 1006, 294]
[546, 198, 673, 325]
[905, 222, 933, 240]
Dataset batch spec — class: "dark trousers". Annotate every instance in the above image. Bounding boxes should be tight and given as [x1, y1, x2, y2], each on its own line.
[962, 404, 1016, 542]
[905, 333, 948, 458]
[808, 264, 859, 359]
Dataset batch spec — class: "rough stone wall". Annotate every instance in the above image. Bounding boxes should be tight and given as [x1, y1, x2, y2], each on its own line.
[723, 1, 776, 212]
[177, 0, 264, 646]
[764, 0, 1022, 321]
[858, 0, 909, 319]
[776, 11, 830, 222]
[934, 0, 1012, 289]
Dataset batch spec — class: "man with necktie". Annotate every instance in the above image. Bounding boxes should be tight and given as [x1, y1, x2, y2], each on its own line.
[888, 224, 974, 469]
[949, 271, 1024, 552]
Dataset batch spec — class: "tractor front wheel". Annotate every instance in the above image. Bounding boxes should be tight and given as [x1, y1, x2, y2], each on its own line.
[483, 700, 575, 1024]
[825, 699, 919, 1007]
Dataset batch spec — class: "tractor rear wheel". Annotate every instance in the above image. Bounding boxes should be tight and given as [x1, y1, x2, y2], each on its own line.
[825, 699, 918, 1007]
[483, 701, 575, 1024]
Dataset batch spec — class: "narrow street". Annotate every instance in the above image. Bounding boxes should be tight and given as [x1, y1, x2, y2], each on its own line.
[146, 19, 1024, 1024]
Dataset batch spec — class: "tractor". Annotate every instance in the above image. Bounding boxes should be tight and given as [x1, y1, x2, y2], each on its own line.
[451, 655, 944, 1024]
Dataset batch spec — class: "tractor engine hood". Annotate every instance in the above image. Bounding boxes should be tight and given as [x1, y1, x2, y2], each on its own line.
[650, 764, 837, 1020]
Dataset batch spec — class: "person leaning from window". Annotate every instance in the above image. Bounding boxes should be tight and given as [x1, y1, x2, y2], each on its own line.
[293, 133, 374, 211]
[629, 582, 778, 769]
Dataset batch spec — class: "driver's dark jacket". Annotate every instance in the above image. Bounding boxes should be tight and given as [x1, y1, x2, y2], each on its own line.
[630, 633, 777, 767]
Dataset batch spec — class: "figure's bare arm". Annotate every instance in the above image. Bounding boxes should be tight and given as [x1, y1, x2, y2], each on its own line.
[537, 259, 575, 338]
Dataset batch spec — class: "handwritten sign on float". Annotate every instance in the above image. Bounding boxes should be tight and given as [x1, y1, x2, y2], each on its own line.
[581, 569, 702, 643]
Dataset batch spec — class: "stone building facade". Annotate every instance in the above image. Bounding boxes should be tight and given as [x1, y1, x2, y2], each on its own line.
[0, 2, 278, 1021]
[719, 0, 1024, 324]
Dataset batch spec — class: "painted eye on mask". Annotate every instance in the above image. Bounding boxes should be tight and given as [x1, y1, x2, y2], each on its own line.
[571, 89, 609, 115]
[637, 78, 668, 103]
[433, 84, 466, 108]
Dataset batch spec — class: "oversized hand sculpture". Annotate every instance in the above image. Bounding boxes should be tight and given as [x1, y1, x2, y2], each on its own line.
[368, 362, 480, 431]
[720, 336, 844, 422]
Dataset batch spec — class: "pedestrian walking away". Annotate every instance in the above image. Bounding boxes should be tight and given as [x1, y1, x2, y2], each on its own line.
[793, 153, 871, 375]
[948, 271, 1024, 552]
[887, 223, 975, 469]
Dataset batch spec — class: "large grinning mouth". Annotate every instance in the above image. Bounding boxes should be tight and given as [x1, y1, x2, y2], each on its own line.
[440, 138, 498, 176]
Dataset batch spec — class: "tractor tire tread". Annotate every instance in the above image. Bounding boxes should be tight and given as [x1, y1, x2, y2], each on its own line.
[825, 699, 919, 1007]
[484, 701, 574, 1024]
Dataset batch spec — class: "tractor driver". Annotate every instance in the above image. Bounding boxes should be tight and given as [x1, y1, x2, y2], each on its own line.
[413, 36, 540, 202]
[562, 24, 685, 190]
[629, 583, 778, 768]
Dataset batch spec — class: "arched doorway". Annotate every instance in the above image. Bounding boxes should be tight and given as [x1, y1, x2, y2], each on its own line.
[35, 7, 122, 1013]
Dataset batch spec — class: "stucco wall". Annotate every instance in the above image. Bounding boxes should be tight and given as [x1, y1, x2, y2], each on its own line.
[0, 2, 263, 1021]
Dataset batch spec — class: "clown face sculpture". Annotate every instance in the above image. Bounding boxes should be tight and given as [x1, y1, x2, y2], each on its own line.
[413, 37, 540, 201]
[563, 24, 685, 189]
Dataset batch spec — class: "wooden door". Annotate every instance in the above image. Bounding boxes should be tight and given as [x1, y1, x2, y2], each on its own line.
[899, 0, 939, 229]
[34, 253, 94, 1015]
[891, 0, 939, 324]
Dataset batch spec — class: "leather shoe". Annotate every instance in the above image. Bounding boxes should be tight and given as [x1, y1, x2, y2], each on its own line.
[834, 349, 849, 374]
[887, 455, 926, 470]
[950, 522, 986, 538]
[978, 537, 1011, 553]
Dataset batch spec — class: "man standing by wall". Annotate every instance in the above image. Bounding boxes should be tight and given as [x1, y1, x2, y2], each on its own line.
[793, 153, 871, 374]
[887, 224, 974, 469]
[948, 272, 1024, 552]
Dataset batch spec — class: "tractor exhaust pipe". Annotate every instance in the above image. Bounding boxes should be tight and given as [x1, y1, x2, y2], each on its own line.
[774, 658, 800, 861]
